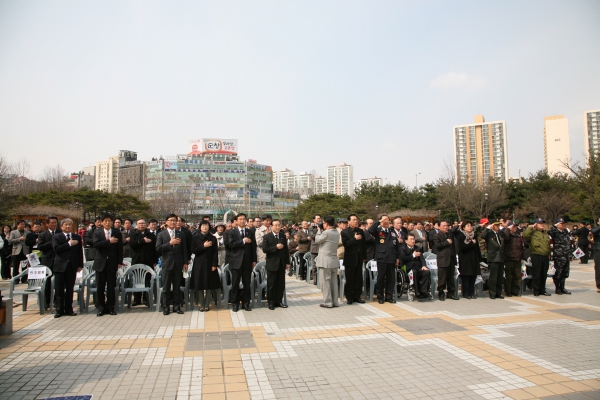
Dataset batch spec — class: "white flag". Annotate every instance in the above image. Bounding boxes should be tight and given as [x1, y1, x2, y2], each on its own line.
[408, 269, 414, 285]
[573, 247, 585, 259]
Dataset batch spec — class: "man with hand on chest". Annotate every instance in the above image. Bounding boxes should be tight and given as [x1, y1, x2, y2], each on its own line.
[225, 213, 257, 312]
[262, 219, 290, 310]
[93, 213, 124, 316]
[368, 215, 402, 304]
[52, 218, 83, 318]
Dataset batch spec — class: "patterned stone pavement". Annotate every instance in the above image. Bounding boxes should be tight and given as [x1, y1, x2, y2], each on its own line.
[0, 263, 599, 400]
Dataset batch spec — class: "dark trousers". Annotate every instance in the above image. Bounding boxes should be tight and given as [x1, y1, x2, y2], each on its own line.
[579, 244, 589, 264]
[345, 262, 364, 301]
[437, 266, 456, 294]
[161, 268, 182, 310]
[1, 254, 11, 279]
[487, 262, 504, 297]
[12, 251, 27, 282]
[55, 262, 76, 315]
[96, 268, 117, 312]
[594, 253, 600, 289]
[412, 267, 431, 296]
[267, 267, 285, 304]
[231, 263, 252, 306]
[299, 253, 307, 278]
[376, 262, 395, 301]
[552, 257, 570, 283]
[504, 260, 521, 296]
[531, 254, 550, 294]
[461, 275, 476, 297]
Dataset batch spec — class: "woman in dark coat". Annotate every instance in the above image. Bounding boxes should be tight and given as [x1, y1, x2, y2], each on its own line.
[1, 225, 12, 280]
[191, 220, 220, 311]
[456, 221, 482, 299]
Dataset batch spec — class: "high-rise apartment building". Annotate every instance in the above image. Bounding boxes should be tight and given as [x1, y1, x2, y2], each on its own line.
[454, 115, 508, 184]
[95, 156, 119, 192]
[327, 163, 353, 196]
[314, 176, 326, 195]
[273, 169, 295, 192]
[543, 115, 570, 175]
[584, 109, 600, 158]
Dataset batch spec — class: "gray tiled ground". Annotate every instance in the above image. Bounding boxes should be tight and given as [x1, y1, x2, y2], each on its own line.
[186, 330, 254, 350]
[260, 336, 493, 400]
[396, 295, 536, 318]
[526, 288, 600, 306]
[391, 317, 465, 334]
[490, 323, 599, 373]
[542, 391, 600, 399]
[548, 308, 600, 321]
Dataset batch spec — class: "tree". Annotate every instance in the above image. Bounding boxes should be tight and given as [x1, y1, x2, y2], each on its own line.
[560, 155, 600, 222]
[290, 193, 354, 221]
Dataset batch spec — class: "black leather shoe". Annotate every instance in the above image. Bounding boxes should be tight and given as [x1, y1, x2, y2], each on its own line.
[268, 303, 275, 310]
[319, 304, 332, 308]
[378, 299, 384, 304]
[243, 304, 252, 311]
[355, 299, 365, 304]
[542, 292, 552, 296]
[533, 293, 540, 297]
[347, 300, 353, 305]
[489, 294, 496, 299]
[496, 295, 504, 299]
[109, 311, 117, 316]
[175, 309, 184, 314]
[232, 304, 239, 312]
[163, 308, 170, 315]
[97, 311, 105, 317]
[438, 292, 445, 301]
[560, 288, 571, 295]
[132, 301, 141, 306]
[278, 303, 288, 308]
[447, 294, 459, 300]
[506, 294, 513, 297]
[67, 312, 77, 316]
[54, 313, 62, 318]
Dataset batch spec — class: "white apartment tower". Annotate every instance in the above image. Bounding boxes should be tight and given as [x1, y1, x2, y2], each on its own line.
[95, 156, 119, 192]
[327, 163, 353, 196]
[543, 115, 570, 175]
[273, 169, 295, 192]
[584, 109, 600, 158]
[453, 115, 509, 184]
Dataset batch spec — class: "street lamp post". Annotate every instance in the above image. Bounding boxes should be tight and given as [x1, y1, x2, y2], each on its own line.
[484, 192, 489, 219]
[415, 172, 421, 188]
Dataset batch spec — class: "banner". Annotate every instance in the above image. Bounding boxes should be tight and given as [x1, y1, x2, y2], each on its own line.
[425, 258, 438, 270]
[28, 266, 46, 280]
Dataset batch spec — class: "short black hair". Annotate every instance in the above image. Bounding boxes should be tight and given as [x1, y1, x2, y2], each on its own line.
[407, 233, 415, 239]
[17, 219, 26, 225]
[393, 216, 402, 222]
[312, 214, 321, 220]
[202, 216, 211, 220]
[149, 218, 158, 224]
[235, 213, 247, 221]
[33, 220, 41, 226]
[199, 220, 210, 227]
[95, 216, 102, 222]
[114, 217, 122, 223]
[323, 216, 335, 226]
[261, 214, 272, 220]
[347, 214, 358, 221]
[124, 218, 133, 224]
[100, 213, 113, 222]
[47, 216, 58, 223]
[166, 213, 178, 221]
[271, 218, 281, 224]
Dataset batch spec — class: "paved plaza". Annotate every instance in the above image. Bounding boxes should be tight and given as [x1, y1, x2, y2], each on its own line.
[0, 263, 599, 400]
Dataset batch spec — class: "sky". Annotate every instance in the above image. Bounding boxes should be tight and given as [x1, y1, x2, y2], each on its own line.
[1, 0, 599, 187]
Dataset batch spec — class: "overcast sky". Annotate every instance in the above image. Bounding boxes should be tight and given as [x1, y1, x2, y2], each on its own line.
[1, 0, 599, 187]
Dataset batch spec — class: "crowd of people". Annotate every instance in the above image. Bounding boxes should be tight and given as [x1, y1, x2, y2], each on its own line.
[1, 212, 599, 318]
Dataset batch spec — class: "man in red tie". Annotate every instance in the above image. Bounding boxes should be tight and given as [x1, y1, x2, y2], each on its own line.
[92, 213, 123, 316]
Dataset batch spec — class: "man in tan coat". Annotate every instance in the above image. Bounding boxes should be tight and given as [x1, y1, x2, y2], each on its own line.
[315, 216, 341, 308]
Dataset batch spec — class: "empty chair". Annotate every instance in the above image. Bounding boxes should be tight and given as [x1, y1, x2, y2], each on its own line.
[121, 264, 156, 311]
[221, 264, 233, 309]
[253, 262, 267, 308]
[9, 266, 53, 315]
[304, 252, 312, 284]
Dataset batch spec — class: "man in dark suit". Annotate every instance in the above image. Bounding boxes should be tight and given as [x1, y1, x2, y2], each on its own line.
[573, 222, 590, 264]
[368, 215, 402, 304]
[52, 218, 83, 318]
[428, 222, 439, 252]
[342, 214, 366, 304]
[84, 217, 102, 261]
[93, 213, 123, 316]
[25, 221, 41, 254]
[156, 214, 188, 315]
[433, 220, 458, 301]
[400, 234, 431, 298]
[130, 218, 158, 306]
[37, 216, 61, 308]
[482, 220, 505, 299]
[296, 221, 311, 280]
[262, 219, 290, 310]
[225, 213, 257, 312]
[363, 219, 376, 262]
[177, 217, 193, 266]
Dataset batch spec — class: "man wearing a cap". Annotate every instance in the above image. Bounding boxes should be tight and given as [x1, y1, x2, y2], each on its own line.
[523, 219, 552, 296]
[502, 221, 524, 297]
[476, 218, 490, 262]
[481, 220, 505, 299]
[548, 218, 573, 295]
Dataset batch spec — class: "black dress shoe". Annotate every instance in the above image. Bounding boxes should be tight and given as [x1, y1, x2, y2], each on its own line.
[109, 311, 117, 316]
[232, 304, 239, 312]
[386, 299, 396, 304]
[506, 294, 513, 297]
[438, 293, 445, 301]
[378, 299, 384, 304]
[163, 308, 170, 315]
[67, 312, 77, 316]
[54, 313, 62, 318]
[447, 294, 459, 300]
[533, 293, 540, 297]
[542, 292, 551, 296]
[560, 288, 571, 295]
[355, 299, 365, 304]
[132, 301, 141, 306]
[97, 311, 105, 317]
[489, 294, 496, 299]
[278, 303, 288, 308]
[319, 304, 332, 308]
[243, 304, 252, 311]
[496, 295, 504, 299]
[268, 303, 275, 310]
[347, 300, 353, 305]
[175, 309, 184, 314]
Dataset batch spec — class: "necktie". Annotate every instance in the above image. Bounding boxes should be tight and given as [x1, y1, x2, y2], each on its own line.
[170, 230, 174, 239]
[51, 231, 54, 235]
[66, 233, 71, 241]
[105, 230, 110, 240]
[241, 229, 245, 237]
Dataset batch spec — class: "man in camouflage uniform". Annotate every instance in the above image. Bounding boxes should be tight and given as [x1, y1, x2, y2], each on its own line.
[548, 218, 573, 295]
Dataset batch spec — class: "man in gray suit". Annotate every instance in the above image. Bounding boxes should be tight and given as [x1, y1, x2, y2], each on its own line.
[411, 221, 429, 253]
[8, 219, 30, 282]
[315, 216, 340, 308]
